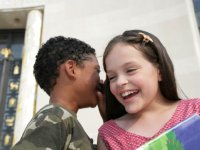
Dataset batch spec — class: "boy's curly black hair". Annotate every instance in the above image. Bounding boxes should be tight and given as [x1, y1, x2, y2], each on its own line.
[33, 36, 95, 95]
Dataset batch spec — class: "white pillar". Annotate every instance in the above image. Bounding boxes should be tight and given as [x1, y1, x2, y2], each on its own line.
[13, 10, 42, 145]
[185, 0, 200, 68]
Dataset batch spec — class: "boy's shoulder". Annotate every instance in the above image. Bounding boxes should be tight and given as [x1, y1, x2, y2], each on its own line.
[22, 104, 76, 137]
[33, 104, 75, 123]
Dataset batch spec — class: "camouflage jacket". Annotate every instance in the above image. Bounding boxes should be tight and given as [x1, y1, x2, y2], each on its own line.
[12, 104, 94, 150]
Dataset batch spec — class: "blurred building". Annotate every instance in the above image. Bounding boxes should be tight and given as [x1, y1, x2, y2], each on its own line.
[0, 0, 200, 149]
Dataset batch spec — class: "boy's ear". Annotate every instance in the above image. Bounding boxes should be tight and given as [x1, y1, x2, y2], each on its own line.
[64, 60, 77, 78]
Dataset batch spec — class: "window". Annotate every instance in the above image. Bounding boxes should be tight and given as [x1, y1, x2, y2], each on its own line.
[193, 0, 200, 30]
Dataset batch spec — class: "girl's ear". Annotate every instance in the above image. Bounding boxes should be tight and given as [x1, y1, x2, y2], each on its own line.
[64, 60, 77, 78]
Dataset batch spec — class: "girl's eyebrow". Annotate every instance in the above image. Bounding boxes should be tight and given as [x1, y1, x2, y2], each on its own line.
[106, 61, 137, 73]
[106, 71, 113, 75]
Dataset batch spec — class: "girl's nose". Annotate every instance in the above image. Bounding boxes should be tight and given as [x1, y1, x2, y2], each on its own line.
[116, 75, 128, 86]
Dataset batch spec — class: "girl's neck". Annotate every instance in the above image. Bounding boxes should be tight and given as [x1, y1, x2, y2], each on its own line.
[122, 97, 178, 120]
[115, 100, 180, 138]
[143, 99, 174, 114]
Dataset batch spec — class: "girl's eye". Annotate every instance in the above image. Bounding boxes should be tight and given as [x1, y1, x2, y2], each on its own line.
[108, 76, 116, 81]
[127, 68, 136, 73]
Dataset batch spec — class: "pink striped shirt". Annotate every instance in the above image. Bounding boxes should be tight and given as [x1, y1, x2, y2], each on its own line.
[98, 98, 200, 150]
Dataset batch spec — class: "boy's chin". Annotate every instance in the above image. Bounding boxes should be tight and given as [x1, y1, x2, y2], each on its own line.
[90, 102, 98, 108]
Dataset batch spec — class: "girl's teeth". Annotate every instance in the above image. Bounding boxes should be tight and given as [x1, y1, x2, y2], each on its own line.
[121, 91, 133, 97]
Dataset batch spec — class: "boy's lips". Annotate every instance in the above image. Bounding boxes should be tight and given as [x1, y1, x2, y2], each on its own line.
[97, 82, 104, 93]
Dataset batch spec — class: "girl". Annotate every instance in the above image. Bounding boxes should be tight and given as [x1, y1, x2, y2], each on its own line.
[97, 30, 200, 150]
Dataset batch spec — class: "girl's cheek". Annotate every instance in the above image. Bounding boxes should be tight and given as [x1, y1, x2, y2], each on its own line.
[131, 76, 143, 86]
[110, 84, 116, 95]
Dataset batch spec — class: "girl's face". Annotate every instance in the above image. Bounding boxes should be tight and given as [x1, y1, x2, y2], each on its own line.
[105, 43, 162, 114]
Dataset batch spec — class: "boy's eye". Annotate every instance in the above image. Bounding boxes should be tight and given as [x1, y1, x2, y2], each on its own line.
[96, 68, 101, 74]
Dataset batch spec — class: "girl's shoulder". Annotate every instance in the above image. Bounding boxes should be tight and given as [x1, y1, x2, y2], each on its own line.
[180, 98, 200, 105]
[99, 120, 115, 130]
[177, 98, 200, 115]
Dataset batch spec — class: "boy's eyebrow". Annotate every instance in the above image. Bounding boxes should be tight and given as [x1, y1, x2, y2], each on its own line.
[96, 64, 100, 69]
[96, 65, 100, 71]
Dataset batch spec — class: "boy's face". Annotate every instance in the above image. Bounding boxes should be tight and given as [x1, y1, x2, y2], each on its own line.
[76, 55, 101, 108]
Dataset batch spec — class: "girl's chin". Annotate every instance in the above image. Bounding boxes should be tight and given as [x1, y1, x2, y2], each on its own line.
[124, 105, 141, 114]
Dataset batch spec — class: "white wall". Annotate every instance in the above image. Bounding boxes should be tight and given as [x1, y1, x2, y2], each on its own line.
[1, 0, 200, 144]
[39, 0, 200, 142]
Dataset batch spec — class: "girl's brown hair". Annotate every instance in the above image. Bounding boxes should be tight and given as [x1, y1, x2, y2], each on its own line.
[103, 30, 181, 120]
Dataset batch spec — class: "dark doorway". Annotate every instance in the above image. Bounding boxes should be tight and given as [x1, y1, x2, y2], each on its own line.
[0, 29, 24, 150]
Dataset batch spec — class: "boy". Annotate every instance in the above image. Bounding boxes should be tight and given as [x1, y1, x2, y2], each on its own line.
[12, 36, 102, 150]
